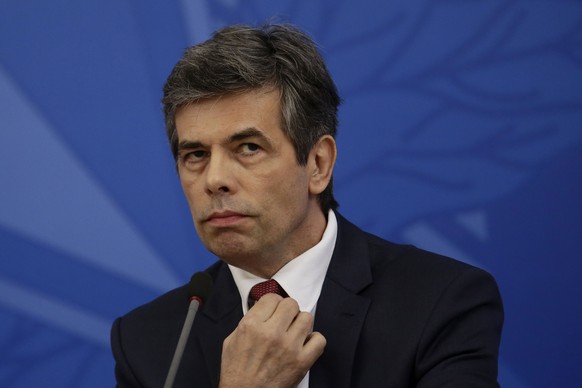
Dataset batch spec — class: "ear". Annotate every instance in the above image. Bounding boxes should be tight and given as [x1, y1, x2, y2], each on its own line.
[308, 135, 337, 195]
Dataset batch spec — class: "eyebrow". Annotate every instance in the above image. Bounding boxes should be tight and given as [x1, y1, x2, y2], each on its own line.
[177, 140, 204, 152]
[227, 127, 271, 144]
[177, 127, 272, 152]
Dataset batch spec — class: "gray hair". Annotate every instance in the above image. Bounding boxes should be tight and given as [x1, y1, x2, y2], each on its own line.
[162, 23, 340, 212]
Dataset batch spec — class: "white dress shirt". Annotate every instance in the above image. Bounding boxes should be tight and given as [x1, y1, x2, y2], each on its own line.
[228, 210, 338, 387]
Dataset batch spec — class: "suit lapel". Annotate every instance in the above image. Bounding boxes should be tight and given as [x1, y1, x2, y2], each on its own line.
[194, 264, 243, 387]
[187, 215, 373, 387]
[311, 214, 373, 387]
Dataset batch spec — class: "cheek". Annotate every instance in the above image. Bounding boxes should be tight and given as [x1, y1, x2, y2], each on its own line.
[180, 183, 195, 205]
[260, 170, 309, 212]
[180, 179, 204, 214]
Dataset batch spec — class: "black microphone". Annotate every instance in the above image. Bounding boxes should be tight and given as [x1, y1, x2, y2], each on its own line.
[163, 271, 213, 388]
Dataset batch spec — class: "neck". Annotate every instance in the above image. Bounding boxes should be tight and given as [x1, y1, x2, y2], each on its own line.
[243, 207, 328, 279]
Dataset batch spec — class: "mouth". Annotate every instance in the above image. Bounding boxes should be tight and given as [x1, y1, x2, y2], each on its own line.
[204, 210, 249, 227]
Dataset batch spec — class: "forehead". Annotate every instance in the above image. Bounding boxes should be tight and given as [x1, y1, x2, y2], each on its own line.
[175, 88, 284, 141]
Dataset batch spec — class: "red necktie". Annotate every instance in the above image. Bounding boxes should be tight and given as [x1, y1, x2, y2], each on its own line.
[248, 279, 288, 308]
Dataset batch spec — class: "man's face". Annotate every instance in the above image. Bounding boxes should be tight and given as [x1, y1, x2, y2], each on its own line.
[175, 88, 327, 277]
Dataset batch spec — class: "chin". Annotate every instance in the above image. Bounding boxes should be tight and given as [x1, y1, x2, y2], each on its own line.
[208, 239, 253, 261]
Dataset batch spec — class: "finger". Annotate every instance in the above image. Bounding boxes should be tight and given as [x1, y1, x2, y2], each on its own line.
[302, 331, 326, 361]
[268, 297, 301, 331]
[247, 293, 284, 321]
[286, 311, 314, 339]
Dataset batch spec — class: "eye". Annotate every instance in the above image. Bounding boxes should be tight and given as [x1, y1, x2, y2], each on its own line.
[181, 149, 208, 164]
[240, 143, 260, 154]
[190, 150, 207, 158]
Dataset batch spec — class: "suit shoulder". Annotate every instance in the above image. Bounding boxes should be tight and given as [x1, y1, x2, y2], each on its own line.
[334, 213, 497, 291]
[349, 221, 497, 289]
[117, 261, 223, 327]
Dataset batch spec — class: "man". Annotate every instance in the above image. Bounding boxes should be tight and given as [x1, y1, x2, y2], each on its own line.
[111, 24, 503, 387]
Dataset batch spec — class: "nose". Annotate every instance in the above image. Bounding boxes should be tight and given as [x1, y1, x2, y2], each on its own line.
[205, 151, 236, 195]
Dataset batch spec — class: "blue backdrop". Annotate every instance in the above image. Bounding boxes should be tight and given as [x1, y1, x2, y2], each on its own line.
[1, 1, 581, 387]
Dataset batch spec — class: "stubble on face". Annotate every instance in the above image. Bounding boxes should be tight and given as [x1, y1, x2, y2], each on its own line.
[193, 165, 321, 278]
[175, 88, 327, 278]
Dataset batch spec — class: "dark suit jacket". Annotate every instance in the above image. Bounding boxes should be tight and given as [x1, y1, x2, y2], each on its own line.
[111, 214, 503, 387]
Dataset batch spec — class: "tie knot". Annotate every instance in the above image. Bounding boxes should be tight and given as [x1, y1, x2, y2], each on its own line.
[249, 279, 288, 306]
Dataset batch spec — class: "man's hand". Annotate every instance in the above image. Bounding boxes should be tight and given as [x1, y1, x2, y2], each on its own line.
[219, 294, 326, 388]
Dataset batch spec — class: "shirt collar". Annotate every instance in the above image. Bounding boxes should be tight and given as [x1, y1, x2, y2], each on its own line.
[229, 210, 338, 314]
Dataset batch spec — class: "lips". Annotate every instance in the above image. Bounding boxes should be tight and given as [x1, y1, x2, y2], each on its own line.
[205, 210, 248, 227]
